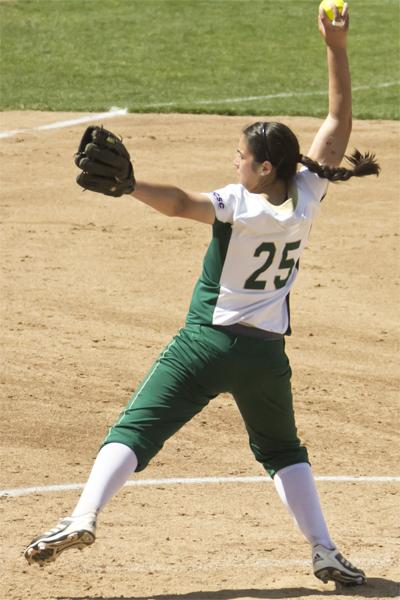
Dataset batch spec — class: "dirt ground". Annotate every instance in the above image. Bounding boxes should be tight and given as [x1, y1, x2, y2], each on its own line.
[0, 112, 399, 600]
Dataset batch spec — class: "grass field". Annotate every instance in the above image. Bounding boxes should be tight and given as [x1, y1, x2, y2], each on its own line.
[0, 0, 399, 119]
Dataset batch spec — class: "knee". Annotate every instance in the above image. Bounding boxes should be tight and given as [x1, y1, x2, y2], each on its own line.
[102, 427, 162, 472]
[249, 439, 309, 478]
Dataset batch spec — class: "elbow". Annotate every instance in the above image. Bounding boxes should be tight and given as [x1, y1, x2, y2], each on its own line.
[169, 197, 185, 217]
[162, 205, 182, 218]
[161, 192, 185, 217]
[328, 111, 352, 132]
[170, 192, 190, 218]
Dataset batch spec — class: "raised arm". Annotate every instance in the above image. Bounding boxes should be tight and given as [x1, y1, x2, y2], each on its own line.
[307, 4, 351, 167]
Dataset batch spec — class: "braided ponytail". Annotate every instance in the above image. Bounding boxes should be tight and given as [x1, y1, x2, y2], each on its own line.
[243, 122, 381, 183]
[299, 149, 381, 182]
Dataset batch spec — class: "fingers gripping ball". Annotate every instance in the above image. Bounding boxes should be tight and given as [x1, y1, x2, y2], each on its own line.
[319, 0, 345, 23]
[75, 126, 136, 197]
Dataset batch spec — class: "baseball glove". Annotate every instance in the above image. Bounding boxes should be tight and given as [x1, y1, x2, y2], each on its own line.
[75, 126, 136, 197]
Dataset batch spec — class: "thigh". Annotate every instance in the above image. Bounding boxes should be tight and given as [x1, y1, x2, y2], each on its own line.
[231, 340, 307, 476]
[233, 358, 298, 444]
[102, 328, 222, 471]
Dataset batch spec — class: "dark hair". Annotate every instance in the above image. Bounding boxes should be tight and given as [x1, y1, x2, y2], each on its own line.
[243, 121, 380, 183]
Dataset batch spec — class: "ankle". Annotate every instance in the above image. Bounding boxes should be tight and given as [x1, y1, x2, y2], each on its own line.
[313, 542, 336, 551]
[71, 510, 98, 519]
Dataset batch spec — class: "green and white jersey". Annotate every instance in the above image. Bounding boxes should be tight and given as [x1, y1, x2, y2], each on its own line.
[186, 168, 328, 335]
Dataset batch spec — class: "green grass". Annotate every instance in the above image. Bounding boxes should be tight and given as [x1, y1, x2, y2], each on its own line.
[1, 0, 399, 119]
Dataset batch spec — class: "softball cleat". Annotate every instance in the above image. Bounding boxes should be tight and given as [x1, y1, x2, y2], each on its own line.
[312, 544, 366, 586]
[24, 512, 96, 566]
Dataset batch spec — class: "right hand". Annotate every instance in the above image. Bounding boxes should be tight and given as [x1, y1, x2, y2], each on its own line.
[318, 3, 349, 49]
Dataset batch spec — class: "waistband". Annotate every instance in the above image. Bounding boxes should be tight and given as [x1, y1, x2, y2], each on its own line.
[213, 324, 284, 341]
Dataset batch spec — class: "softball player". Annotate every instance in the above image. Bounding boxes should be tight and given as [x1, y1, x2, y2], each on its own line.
[25, 5, 380, 585]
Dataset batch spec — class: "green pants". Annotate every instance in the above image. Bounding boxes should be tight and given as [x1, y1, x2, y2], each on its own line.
[102, 324, 308, 477]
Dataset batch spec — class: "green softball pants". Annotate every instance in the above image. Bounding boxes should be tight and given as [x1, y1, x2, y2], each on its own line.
[102, 324, 308, 477]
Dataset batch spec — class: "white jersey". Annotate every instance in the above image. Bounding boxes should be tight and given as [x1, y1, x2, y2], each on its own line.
[186, 168, 328, 335]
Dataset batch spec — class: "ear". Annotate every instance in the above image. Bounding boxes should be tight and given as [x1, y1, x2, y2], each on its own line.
[260, 160, 274, 176]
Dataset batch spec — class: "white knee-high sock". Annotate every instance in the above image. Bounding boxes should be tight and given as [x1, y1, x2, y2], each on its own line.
[274, 462, 335, 549]
[72, 443, 138, 517]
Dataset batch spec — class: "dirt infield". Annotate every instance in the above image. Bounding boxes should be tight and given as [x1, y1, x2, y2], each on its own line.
[1, 112, 399, 600]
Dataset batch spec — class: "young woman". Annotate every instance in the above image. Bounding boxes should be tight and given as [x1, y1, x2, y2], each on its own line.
[25, 4, 379, 586]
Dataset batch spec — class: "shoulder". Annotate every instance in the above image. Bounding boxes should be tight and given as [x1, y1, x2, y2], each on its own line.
[206, 184, 244, 224]
[208, 184, 243, 203]
[295, 167, 329, 203]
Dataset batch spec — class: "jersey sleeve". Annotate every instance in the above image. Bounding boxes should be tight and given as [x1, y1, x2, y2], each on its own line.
[297, 167, 329, 203]
[205, 184, 240, 224]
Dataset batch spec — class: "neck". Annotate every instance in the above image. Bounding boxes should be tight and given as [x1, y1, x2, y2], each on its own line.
[253, 177, 287, 206]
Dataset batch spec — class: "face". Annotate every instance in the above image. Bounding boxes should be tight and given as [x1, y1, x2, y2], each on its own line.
[234, 134, 272, 192]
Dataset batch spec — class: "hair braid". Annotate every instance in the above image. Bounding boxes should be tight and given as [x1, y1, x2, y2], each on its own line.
[299, 149, 380, 182]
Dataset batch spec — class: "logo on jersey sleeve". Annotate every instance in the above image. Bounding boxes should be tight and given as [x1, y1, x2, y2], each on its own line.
[212, 192, 225, 209]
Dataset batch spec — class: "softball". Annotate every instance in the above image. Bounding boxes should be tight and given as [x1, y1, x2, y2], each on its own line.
[319, 0, 345, 21]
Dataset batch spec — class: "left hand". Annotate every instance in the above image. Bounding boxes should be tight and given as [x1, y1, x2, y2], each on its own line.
[75, 126, 136, 197]
[318, 3, 349, 49]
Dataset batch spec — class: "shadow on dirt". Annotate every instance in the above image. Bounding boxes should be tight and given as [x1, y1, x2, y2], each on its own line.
[58, 577, 400, 600]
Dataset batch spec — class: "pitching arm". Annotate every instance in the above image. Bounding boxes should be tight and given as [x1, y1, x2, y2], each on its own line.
[307, 3, 352, 167]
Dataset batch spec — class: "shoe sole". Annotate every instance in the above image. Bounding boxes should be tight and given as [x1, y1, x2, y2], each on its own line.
[25, 530, 95, 566]
[315, 567, 366, 586]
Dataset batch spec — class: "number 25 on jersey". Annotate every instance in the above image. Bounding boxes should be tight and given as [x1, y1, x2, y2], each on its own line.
[244, 241, 301, 291]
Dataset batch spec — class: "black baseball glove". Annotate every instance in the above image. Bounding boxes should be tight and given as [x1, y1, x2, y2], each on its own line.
[75, 126, 135, 197]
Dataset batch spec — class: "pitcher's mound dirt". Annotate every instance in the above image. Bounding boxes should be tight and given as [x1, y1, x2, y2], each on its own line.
[1, 112, 399, 600]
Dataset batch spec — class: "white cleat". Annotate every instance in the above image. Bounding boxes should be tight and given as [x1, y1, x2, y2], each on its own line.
[312, 544, 366, 586]
[24, 512, 96, 566]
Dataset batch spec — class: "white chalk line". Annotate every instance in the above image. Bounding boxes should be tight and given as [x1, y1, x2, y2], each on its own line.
[1, 475, 399, 498]
[0, 106, 128, 140]
[1, 80, 398, 140]
[133, 80, 400, 108]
